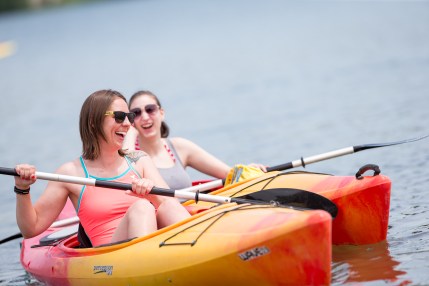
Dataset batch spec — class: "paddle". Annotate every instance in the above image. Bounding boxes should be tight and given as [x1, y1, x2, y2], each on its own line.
[0, 216, 79, 245]
[0, 167, 337, 244]
[0, 170, 336, 245]
[0, 167, 337, 213]
[267, 134, 429, 171]
[183, 134, 429, 192]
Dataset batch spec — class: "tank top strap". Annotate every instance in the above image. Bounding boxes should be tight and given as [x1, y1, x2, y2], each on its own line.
[79, 156, 90, 178]
[124, 156, 142, 179]
[165, 138, 185, 167]
[77, 156, 89, 214]
[79, 156, 141, 180]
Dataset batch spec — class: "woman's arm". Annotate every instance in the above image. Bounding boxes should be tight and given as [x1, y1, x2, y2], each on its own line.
[122, 125, 138, 151]
[15, 163, 74, 238]
[171, 137, 231, 179]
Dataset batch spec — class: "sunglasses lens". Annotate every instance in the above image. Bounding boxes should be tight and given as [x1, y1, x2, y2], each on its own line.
[145, 104, 158, 114]
[127, 113, 136, 124]
[113, 112, 126, 123]
[130, 108, 142, 118]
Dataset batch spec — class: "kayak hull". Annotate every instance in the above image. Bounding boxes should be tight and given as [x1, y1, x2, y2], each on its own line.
[21, 203, 332, 286]
[20, 170, 390, 284]
[191, 171, 391, 245]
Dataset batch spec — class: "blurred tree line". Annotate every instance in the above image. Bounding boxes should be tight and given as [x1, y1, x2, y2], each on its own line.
[0, 0, 101, 13]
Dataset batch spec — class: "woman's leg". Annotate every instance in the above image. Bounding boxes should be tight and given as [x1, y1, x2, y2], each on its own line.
[111, 199, 157, 243]
[156, 198, 191, 229]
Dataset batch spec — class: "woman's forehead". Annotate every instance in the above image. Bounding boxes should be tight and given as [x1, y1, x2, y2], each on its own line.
[109, 97, 128, 109]
[131, 94, 157, 107]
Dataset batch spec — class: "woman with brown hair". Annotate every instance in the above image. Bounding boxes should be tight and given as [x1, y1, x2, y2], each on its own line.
[123, 90, 266, 190]
[13, 89, 190, 247]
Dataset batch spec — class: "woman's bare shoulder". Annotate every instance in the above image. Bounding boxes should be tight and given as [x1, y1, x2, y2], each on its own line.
[55, 158, 84, 176]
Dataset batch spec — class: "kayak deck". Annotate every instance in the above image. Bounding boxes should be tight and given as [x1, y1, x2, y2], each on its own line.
[21, 203, 332, 285]
[188, 170, 391, 245]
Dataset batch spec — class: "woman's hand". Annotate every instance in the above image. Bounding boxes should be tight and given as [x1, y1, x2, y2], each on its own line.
[248, 163, 267, 172]
[129, 178, 154, 197]
[14, 164, 37, 190]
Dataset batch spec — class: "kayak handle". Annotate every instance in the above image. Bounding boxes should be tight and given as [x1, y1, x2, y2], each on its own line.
[355, 164, 381, 180]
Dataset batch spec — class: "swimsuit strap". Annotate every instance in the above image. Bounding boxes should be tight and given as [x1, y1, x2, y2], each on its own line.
[163, 140, 176, 163]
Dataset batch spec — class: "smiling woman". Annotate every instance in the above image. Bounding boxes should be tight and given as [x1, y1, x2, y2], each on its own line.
[2, 0, 429, 284]
[123, 90, 267, 190]
[11, 89, 190, 247]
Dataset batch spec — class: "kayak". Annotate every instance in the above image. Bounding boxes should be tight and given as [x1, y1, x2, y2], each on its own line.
[20, 200, 332, 285]
[19, 168, 389, 285]
[189, 169, 391, 245]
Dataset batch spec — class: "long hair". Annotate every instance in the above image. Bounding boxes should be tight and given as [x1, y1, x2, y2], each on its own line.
[129, 90, 170, 138]
[79, 89, 128, 160]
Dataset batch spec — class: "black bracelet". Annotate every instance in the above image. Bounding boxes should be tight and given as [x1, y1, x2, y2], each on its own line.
[14, 186, 30, 195]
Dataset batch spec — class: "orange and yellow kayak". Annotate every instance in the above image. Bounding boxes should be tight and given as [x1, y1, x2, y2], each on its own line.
[191, 170, 391, 245]
[20, 170, 390, 285]
[21, 201, 332, 286]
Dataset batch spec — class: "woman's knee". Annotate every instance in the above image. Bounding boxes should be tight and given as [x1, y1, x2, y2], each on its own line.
[157, 198, 190, 227]
[127, 199, 156, 219]
[157, 198, 181, 212]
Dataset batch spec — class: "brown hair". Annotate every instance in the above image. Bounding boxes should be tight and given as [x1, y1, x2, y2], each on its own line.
[79, 89, 128, 160]
[129, 90, 170, 138]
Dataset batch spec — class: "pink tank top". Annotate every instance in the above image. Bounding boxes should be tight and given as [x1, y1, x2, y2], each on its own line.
[77, 156, 141, 246]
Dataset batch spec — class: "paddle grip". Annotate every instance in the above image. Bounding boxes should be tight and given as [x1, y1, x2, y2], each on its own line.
[266, 162, 293, 172]
[0, 167, 19, 177]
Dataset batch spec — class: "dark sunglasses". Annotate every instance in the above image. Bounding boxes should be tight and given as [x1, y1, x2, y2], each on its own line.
[104, 111, 136, 124]
[130, 104, 159, 118]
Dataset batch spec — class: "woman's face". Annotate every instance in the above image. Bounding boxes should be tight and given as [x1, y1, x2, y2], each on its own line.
[103, 97, 133, 149]
[130, 95, 164, 139]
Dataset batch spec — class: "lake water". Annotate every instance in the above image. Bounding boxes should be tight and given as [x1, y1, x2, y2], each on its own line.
[0, 0, 429, 285]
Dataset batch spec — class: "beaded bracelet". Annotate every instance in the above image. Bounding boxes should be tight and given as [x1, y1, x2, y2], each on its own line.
[14, 186, 30, 195]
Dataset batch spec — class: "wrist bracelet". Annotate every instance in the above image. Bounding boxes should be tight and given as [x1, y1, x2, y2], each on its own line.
[14, 186, 30, 195]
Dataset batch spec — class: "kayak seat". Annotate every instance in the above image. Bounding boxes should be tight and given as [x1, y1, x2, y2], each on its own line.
[76, 223, 137, 248]
[36, 224, 79, 247]
[77, 223, 92, 248]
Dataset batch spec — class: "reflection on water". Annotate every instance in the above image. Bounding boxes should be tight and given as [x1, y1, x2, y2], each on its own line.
[332, 241, 411, 285]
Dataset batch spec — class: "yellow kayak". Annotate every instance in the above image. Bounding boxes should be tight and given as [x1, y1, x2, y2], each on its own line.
[21, 202, 332, 285]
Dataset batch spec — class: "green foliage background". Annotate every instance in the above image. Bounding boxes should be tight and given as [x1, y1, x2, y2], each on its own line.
[0, 0, 101, 14]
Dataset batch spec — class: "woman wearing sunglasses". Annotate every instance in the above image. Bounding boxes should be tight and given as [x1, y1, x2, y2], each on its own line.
[123, 90, 267, 191]
[13, 89, 190, 247]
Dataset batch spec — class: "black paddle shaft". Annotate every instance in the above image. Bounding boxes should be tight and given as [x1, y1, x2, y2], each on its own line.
[95, 180, 176, 197]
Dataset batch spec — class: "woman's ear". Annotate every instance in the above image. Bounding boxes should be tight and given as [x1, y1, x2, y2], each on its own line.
[159, 108, 165, 120]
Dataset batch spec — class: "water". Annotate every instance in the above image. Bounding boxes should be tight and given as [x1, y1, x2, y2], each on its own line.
[1, 0, 429, 284]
